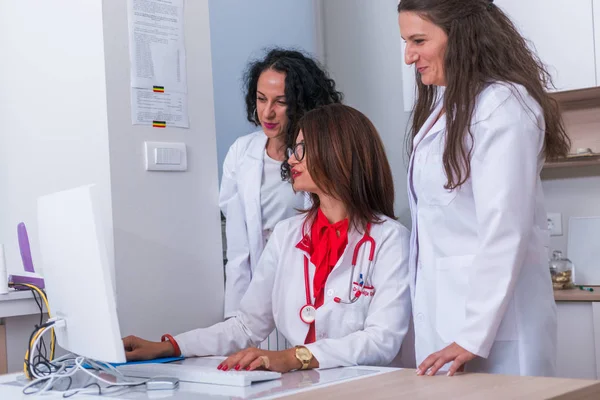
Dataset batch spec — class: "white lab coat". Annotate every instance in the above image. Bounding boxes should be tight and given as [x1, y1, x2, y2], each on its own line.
[407, 83, 557, 376]
[175, 214, 412, 369]
[220, 131, 308, 319]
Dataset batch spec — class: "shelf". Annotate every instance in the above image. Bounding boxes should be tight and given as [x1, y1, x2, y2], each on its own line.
[544, 154, 600, 169]
[551, 86, 600, 110]
[554, 286, 600, 302]
[547, 87, 600, 170]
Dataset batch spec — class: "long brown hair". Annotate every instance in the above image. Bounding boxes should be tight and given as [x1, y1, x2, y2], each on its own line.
[293, 104, 396, 231]
[398, 0, 570, 190]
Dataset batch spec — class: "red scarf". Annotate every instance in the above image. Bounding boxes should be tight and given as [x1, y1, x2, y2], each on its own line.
[297, 209, 349, 344]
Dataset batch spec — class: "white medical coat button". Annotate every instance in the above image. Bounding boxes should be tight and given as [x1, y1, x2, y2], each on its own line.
[416, 313, 424, 321]
[327, 289, 334, 297]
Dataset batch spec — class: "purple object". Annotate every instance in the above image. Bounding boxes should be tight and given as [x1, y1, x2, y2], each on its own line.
[18, 222, 35, 273]
[10, 222, 45, 290]
[8, 274, 45, 289]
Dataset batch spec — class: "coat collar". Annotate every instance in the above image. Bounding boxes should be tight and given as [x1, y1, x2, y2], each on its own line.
[295, 216, 370, 274]
[239, 131, 268, 259]
[413, 87, 446, 147]
[247, 130, 268, 161]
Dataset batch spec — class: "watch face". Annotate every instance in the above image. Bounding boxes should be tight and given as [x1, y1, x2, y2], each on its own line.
[296, 347, 312, 360]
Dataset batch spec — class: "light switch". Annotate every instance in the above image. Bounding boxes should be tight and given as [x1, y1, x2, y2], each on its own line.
[145, 141, 187, 171]
[547, 212, 562, 236]
[155, 148, 182, 165]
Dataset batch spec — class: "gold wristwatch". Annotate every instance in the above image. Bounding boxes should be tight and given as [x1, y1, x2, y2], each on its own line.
[295, 345, 313, 370]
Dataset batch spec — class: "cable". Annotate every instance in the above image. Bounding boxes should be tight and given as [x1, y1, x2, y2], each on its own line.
[27, 323, 56, 380]
[22, 355, 149, 396]
[10, 282, 56, 378]
[10, 283, 147, 396]
[12, 283, 56, 358]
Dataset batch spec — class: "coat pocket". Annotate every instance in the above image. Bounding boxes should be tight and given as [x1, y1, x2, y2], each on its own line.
[336, 293, 372, 333]
[435, 255, 518, 344]
[435, 255, 475, 343]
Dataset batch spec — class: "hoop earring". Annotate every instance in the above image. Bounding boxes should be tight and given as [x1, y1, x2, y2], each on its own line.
[253, 107, 260, 125]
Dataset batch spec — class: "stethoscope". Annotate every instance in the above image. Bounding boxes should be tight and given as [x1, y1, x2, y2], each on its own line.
[299, 223, 376, 324]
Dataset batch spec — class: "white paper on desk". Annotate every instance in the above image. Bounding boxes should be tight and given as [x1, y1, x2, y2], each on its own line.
[131, 88, 189, 128]
[128, 0, 187, 93]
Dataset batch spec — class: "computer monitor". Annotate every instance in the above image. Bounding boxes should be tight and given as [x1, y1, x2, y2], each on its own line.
[37, 184, 126, 363]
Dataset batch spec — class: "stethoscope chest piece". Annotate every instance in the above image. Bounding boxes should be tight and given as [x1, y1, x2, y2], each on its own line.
[299, 304, 316, 324]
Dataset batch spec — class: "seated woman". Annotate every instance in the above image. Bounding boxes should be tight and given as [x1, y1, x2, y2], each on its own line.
[123, 104, 411, 372]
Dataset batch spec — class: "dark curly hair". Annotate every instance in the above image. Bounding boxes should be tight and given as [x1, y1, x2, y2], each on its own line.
[243, 48, 343, 180]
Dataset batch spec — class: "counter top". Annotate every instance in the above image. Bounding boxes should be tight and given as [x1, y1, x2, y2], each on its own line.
[287, 369, 600, 400]
[0, 289, 46, 318]
[554, 286, 600, 302]
[2, 367, 600, 399]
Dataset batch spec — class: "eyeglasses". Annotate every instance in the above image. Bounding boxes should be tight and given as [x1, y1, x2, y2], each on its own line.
[287, 142, 305, 162]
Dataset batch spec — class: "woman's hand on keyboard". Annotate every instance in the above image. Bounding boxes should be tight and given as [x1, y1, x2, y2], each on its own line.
[217, 348, 299, 373]
[123, 335, 175, 361]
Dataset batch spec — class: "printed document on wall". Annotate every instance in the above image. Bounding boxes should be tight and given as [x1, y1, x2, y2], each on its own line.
[131, 88, 189, 128]
[128, 0, 187, 93]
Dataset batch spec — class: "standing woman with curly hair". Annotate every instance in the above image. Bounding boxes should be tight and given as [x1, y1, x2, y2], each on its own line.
[219, 49, 342, 351]
[398, 0, 570, 377]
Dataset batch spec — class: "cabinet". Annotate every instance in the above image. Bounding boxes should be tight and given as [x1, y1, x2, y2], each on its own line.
[401, 1, 600, 111]
[556, 301, 600, 379]
[0, 324, 6, 374]
[497, 0, 597, 92]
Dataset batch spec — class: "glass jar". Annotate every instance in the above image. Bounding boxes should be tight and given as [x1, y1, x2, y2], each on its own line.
[549, 250, 575, 290]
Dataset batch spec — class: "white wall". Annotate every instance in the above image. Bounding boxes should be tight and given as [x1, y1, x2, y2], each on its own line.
[102, 0, 224, 339]
[0, 0, 113, 285]
[542, 167, 600, 254]
[0, 0, 224, 370]
[208, 0, 321, 181]
[321, 0, 412, 227]
[321, 0, 414, 367]
[0, 0, 113, 372]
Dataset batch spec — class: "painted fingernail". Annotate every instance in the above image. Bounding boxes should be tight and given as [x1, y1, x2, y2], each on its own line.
[217, 364, 222, 370]
[427, 370, 434, 376]
[447, 371, 451, 376]
[245, 366, 250, 371]
[223, 365, 228, 371]
[235, 365, 240, 371]
[416, 368, 422, 375]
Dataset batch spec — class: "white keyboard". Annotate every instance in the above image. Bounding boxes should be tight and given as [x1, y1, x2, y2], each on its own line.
[116, 363, 281, 387]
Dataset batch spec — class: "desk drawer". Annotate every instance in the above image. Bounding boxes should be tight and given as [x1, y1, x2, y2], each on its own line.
[0, 324, 6, 374]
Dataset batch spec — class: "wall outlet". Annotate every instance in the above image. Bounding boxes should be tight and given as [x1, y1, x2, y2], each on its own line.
[547, 212, 562, 236]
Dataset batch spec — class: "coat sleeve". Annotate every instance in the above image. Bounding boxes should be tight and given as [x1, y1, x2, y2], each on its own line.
[456, 86, 545, 358]
[219, 140, 252, 318]
[305, 224, 412, 369]
[175, 222, 281, 356]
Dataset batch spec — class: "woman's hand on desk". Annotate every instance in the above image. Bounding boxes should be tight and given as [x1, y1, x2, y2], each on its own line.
[218, 348, 303, 373]
[123, 335, 175, 361]
[417, 342, 476, 377]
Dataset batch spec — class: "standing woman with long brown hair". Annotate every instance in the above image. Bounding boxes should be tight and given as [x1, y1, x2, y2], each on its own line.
[398, 0, 570, 377]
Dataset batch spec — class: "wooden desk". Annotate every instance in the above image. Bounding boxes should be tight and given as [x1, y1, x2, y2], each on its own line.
[2, 368, 600, 399]
[285, 369, 600, 400]
[0, 324, 6, 374]
[554, 286, 600, 302]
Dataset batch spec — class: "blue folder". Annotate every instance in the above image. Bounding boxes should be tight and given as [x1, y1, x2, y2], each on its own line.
[84, 356, 184, 369]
